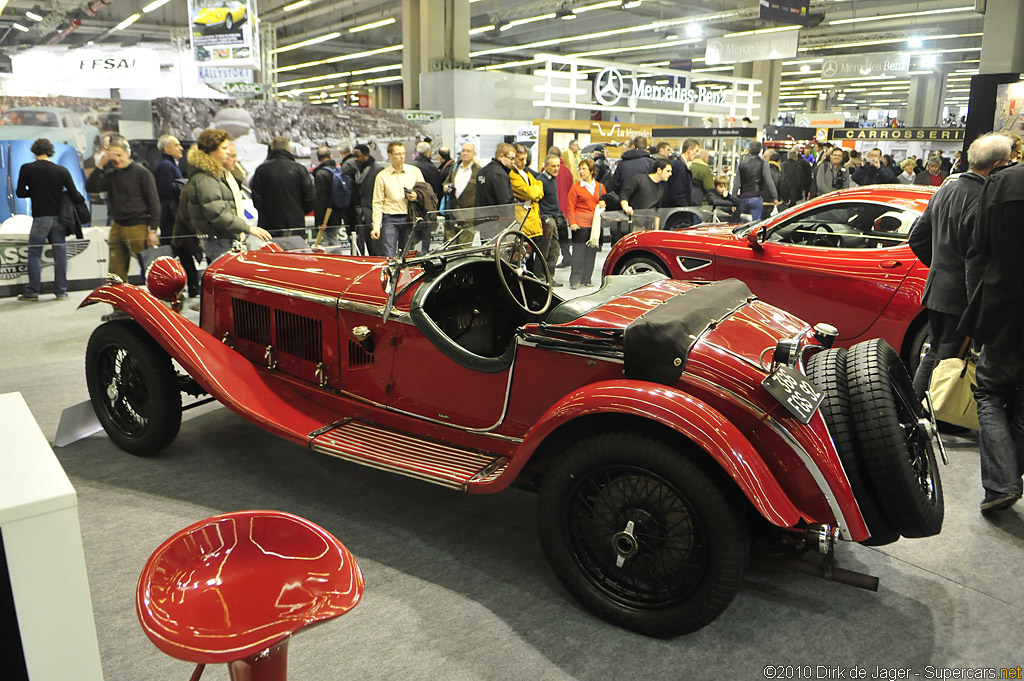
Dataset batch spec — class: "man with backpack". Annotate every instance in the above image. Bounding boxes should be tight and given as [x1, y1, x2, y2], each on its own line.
[312, 146, 345, 246]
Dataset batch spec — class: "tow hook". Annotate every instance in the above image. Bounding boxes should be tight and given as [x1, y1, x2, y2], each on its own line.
[777, 524, 879, 592]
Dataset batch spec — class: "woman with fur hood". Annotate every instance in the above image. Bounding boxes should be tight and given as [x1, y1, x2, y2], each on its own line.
[175, 128, 271, 268]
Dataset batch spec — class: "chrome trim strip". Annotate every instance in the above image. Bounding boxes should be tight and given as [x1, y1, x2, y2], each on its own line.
[763, 415, 853, 540]
[683, 373, 766, 420]
[213, 274, 337, 308]
[515, 339, 625, 363]
[701, 340, 770, 374]
[337, 298, 413, 324]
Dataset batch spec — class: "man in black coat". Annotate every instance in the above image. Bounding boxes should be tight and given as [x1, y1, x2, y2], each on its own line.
[908, 133, 1012, 401]
[475, 142, 516, 209]
[250, 136, 314, 236]
[959, 142, 1024, 512]
[607, 136, 652, 194]
[852, 148, 897, 185]
[311, 146, 344, 246]
[153, 134, 184, 240]
[782, 149, 811, 204]
[410, 141, 444, 205]
[353, 144, 385, 255]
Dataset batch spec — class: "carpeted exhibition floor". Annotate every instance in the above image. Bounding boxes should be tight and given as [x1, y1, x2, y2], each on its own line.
[2, 266, 1022, 680]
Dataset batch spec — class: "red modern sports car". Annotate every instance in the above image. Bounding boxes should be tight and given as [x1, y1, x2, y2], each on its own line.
[603, 186, 937, 375]
[80, 206, 944, 637]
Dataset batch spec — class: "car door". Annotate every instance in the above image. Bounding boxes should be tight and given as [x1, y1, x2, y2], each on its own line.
[714, 201, 920, 341]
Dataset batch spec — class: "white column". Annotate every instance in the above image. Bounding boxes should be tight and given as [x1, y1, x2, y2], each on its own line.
[979, 0, 1024, 73]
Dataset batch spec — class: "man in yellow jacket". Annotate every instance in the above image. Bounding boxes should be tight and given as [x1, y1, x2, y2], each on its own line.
[509, 143, 549, 279]
[562, 139, 582, 183]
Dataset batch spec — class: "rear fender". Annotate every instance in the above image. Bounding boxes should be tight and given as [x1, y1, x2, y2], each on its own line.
[514, 380, 801, 528]
[81, 284, 336, 445]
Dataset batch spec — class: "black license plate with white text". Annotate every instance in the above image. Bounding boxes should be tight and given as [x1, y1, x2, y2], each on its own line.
[762, 365, 825, 424]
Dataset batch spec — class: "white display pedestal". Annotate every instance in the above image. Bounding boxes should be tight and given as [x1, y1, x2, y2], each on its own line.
[0, 392, 103, 681]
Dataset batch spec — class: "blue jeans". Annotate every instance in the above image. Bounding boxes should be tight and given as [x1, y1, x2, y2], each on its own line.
[26, 216, 65, 297]
[379, 214, 410, 258]
[975, 345, 1024, 497]
[739, 196, 764, 221]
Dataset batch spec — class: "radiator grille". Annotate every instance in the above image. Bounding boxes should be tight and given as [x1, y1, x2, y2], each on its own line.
[275, 310, 322, 363]
[348, 339, 374, 367]
[232, 298, 270, 346]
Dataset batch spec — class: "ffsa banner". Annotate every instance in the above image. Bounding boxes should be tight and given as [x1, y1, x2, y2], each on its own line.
[188, 0, 259, 69]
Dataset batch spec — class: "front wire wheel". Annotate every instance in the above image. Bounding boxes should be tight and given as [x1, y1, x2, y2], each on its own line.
[538, 433, 748, 637]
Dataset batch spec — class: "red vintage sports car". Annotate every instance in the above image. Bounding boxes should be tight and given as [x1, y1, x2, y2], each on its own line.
[80, 206, 944, 637]
[603, 186, 937, 375]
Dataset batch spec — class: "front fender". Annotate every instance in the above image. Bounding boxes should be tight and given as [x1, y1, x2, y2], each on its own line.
[81, 284, 336, 446]
[514, 380, 801, 528]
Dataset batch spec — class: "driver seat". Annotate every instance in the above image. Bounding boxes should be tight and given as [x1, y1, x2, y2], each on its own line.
[137, 511, 363, 680]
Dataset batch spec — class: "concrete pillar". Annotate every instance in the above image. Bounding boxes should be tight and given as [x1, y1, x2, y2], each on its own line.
[979, 0, 1024, 73]
[733, 60, 782, 126]
[402, 0, 470, 110]
[907, 69, 947, 127]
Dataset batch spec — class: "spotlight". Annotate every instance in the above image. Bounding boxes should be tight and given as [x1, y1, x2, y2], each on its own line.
[684, 23, 703, 38]
[908, 37, 923, 49]
[557, 9, 576, 20]
[621, 0, 641, 9]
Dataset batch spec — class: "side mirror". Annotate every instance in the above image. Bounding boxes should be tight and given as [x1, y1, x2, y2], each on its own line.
[747, 225, 764, 252]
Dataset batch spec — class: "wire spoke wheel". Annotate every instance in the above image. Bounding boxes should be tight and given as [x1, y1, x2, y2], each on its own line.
[98, 346, 150, 437]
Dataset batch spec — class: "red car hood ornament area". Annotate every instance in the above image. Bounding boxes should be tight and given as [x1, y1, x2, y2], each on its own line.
[82, 212, 945, 638]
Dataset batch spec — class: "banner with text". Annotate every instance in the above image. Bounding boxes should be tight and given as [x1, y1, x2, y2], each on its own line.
[820, 54, 910, 80]
[829, 127, 965, 142]
[11, 49, 160, 89]
[188, 0, 259, 69]
[704, 28, 799, 65]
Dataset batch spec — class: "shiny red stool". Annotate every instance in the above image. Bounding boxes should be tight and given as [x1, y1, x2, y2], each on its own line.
[137, 511, 363, 681]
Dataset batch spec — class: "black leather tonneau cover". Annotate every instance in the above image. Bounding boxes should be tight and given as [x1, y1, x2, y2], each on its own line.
[623, 278, 753, 384]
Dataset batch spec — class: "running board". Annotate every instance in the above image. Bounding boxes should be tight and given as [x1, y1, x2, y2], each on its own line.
[309, 420, 509, 491]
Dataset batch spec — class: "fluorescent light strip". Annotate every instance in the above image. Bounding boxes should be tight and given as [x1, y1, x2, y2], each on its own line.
[828, 6, 975, 25]
[12, 21, 28, 31]
[274, 44, 403, 72]
[572, 0, 619, 13]
[278, 63, 400, 87]
[639, 61, 670, 67]
[800, 32, 982, 51]
[482, 58, 543, 71]
[724, 26, 799, 38]
[470, 9, 741, 57]
[349, 17, 395, 33]
[25, 10, 42, 20]
[469, 24, 495, 35]
[500, 13, 555, 31]
[113, 13, 140, 31]
[573, 37, 700, 58]
[274, 31, 341, 53]
[283, 0, 311, 10]
[142, 0, 173, 12]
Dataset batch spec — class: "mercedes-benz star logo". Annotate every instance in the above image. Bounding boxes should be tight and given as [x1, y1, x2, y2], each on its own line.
[821, 59, 838, 79]
[594, 67, 625, 107]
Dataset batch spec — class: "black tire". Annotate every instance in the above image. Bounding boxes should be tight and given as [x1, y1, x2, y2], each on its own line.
[538, 432, 749, 637]
[85, 321, 182, 456]
[225, 14, 233, 30]
[806, 349, 899, 546]
[617, 255, 668, 276]
[904, 322, 930, 379]
[847, 339, 943, 538]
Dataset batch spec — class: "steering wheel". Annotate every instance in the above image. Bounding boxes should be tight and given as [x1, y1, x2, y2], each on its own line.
[811, 222, 842, 248]
[494, 229, 553, 315]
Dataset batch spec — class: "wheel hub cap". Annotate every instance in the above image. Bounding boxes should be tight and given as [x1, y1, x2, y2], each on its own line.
[612, 520, 638, 568]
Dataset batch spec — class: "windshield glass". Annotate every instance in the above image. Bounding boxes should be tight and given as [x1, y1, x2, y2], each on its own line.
[1, 110, 58, 127]
[731, 217, 769, 237]
[400, 203, 519, 262]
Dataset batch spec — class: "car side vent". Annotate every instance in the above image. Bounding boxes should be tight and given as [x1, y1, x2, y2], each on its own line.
[348, 340, 374, 367]
[274, 310, 323, 364]
[232, 298, 270, 346]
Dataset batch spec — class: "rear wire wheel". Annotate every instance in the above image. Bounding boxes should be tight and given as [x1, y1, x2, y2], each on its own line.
[806, 348, 899, 545]
[847, 339, 944, 538]
[538, 432, 749, 637]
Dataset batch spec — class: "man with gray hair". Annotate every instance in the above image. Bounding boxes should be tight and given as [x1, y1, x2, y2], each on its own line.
[154, 134, 184, 240]
[908, 132, 1013, 402]
[410, 140, 443, 203]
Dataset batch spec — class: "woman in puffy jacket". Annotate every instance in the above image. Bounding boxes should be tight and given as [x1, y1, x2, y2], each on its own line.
[183, 128, 271, 263]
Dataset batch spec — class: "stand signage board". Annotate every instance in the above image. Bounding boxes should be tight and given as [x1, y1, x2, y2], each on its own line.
[829, 127, 966, 141]
[188, 0, 259, 69]
[11, 49, 160, 88]
[759, 0, 811, 24]
[820, 54, 910, 80]
[593, 70, 726, 108]
[705, 28, 799, 66]
[590, 121, 653, 144]
[652, 127, 757, 138]
[795, 113, 846, 128]
[198, 66, 255, 83]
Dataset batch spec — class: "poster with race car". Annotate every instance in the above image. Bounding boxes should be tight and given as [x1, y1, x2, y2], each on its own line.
[189, 0, 259, 69]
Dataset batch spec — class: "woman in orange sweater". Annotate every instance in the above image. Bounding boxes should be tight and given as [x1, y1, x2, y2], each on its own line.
[566, 158, 606, 289]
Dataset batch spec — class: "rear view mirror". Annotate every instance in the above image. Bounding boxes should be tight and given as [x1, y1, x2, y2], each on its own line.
[747, 225, 764, 252]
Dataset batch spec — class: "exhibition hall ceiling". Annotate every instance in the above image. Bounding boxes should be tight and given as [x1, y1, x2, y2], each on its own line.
[0, 0, 984, 114]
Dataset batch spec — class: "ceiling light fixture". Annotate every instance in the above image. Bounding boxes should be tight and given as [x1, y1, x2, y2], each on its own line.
[920, 54, 938, 68]
[25, 10, 42, 21]
[684, 23, 702, 38]
[282, 0, 311, 11]
[829, 6, 974, 25]
[274, 31, 341, 53]
[349, 17, 395, 33]
[12, 21, 29, 31]
[274, 43, 404, 73]
[113, 13, 140, 31]
[468, 24, 495, 35]
[572, 0, 618, 13]
[725, 26, 798, 38]
[142, 0, 173, 12]
[558, 10, 577, 20]
[907, 37, 923, 48]
[499, 13, 556, 31]
[800, 64, 810, 73]
[621, 0, 642, 9]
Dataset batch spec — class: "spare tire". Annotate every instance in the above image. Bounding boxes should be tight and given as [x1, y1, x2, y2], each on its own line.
[806, 348, 899, 546]
[847, 339, 943, 538]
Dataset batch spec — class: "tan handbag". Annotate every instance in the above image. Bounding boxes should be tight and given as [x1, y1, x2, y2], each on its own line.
[927, 344, 979, 431]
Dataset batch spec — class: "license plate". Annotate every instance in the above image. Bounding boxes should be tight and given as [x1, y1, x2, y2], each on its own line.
[762, 365, 825, 424]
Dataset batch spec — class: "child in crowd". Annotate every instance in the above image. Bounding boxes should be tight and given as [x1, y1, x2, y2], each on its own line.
[707, 175, 742, 220]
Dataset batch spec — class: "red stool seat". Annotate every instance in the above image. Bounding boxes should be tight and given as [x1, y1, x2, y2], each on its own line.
[137, 510, 363, 666]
